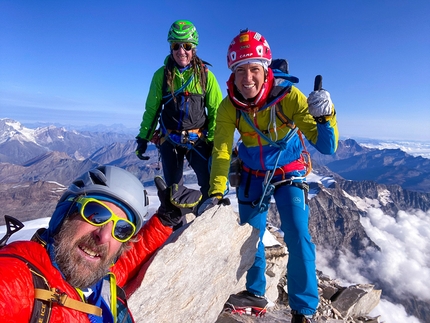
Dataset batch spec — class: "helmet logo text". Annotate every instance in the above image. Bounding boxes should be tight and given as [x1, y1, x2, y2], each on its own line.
[239, 53, 253, 59]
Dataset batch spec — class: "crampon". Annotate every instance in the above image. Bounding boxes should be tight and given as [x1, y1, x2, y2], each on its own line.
[224, 302, 267, 317]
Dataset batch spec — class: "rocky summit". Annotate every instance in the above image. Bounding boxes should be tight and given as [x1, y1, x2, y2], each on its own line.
[1, 119, 429, 322]
[127, 205, 382, 323]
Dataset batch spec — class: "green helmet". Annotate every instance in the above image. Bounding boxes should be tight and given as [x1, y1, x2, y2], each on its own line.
[167, 20, 199, 45]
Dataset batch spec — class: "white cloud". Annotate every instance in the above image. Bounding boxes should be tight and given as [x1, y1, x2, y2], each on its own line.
[358, 140, 430, 159]
[370, 299, 421, 323]
[362, 208, 430, 301]
[316, 207, 430, 322]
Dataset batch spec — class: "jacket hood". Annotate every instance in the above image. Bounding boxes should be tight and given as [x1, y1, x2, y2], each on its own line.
[37, 198, 76, 275]
[41, 198, 76, 244]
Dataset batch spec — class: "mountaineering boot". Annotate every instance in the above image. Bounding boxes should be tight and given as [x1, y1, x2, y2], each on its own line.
[291, 310, 314, 323]
[224, 290, 268, 317]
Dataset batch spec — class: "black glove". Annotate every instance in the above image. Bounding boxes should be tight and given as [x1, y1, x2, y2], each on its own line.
[206, 139, 214, 150]
[197, 195, 231, 216]
[155, 177, 202, 227]
[135, 137, 149, 160]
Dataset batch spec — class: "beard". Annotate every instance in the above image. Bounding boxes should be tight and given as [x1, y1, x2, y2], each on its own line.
[53, 216, 123, 289]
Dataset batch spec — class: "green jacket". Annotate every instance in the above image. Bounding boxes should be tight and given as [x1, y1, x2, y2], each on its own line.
[137, 56, 222, 142]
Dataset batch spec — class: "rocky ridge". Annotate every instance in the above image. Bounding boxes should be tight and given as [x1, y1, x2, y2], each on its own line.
[1, 119, 429, 321]
[127, 205, 382, 323]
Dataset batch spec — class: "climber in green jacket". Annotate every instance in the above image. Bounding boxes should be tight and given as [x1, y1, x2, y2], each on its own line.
[136, 20, 223, 206]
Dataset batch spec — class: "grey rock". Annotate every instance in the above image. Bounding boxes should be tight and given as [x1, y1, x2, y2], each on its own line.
[128, 205, 260, 323]
[320, 281, 340, 300]
[331, 284, 381, 318]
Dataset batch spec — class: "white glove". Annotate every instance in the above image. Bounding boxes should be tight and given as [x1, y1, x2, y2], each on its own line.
[307, 90, 333, 117]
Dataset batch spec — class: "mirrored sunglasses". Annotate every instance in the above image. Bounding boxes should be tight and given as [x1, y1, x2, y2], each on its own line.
[170, 42, 194, 51]
[75, 197, 136, 243]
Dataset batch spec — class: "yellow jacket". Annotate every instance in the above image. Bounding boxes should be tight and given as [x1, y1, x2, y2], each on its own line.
[209, 85, 338, 196]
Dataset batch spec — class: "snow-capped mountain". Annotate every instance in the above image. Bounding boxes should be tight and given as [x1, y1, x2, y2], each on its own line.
[0, 118, 132, 164]
[0, 118, 39, 144]
[307, 138, 430, 193]
[1, 117, 429, 322]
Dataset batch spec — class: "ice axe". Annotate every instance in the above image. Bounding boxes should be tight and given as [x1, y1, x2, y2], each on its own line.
[154, 176, 167, 192]
[0, 215, 24, 247]
[314, 75, 323, 91]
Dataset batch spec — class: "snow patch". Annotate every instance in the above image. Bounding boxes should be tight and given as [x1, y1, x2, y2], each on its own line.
[12, 184, 30, 189]
[343, 191, 381, 211]
[377, 188, 392, 206]
[46, 181, 66, 187]
[307, 172, 335, 188]
[4, 119, 38, 144]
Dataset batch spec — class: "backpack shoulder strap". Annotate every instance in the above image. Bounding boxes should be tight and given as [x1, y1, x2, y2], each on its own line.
[161, 66, 169, 98]
[161, 60, 209, 101]
[235, 109, 241, 129]
[235, 103, 295, 131]
[0, 254, 53, 323]
[201, 62, 209, 95]
[275, 102, 296, 130]
[0, 254, 103, 321]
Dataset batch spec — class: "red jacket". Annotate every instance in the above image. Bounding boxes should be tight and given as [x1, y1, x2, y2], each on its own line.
[0, 215, 172, 323]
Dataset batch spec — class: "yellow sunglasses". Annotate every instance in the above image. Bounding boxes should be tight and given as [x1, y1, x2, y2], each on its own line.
[75, 197, 136, 243]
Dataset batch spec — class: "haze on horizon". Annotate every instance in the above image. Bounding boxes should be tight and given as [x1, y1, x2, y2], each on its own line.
[1, 1, 429, 141]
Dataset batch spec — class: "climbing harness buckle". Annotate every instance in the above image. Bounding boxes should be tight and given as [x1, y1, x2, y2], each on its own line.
[180, 130, 189, 144]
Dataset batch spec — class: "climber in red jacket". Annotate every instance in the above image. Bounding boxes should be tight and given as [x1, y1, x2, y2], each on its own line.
[0, 165, 201, 323]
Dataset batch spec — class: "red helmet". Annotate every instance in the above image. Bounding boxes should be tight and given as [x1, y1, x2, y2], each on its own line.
[227, 29, 272, 70]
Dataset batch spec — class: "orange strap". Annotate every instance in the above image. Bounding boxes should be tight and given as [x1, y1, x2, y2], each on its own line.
[297, 130, 312, 177]
[240, 123, 289, 138]
[166, 128, 203, 137]
[34, 288, 102, 316]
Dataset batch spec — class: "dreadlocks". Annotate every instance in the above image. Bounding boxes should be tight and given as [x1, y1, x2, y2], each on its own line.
[165, 50, 207, 102]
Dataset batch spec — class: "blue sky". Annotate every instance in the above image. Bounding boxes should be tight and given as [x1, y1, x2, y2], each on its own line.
[1, 0, 429, 141]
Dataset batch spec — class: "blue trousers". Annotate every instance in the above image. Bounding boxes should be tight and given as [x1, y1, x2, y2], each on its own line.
[237, 171, 318, 316]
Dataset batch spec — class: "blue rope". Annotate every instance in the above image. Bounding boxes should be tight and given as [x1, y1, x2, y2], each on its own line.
[157, 73, 209, 162]
[240, 110, 299, 212]
[160, 117, 208, 161]
[162, 74, 194, 105]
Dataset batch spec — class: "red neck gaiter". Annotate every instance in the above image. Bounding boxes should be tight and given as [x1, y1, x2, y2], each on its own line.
[227, 68, 274, 112]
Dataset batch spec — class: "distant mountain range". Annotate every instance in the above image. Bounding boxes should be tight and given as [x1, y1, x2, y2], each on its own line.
[307, 138, 430, 192]
[0, 118, 133, 164]
[2, 117, 430, 191]
[1, 117, 429, 322]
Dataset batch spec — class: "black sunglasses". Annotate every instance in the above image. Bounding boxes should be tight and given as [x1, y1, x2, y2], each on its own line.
[170, 43, 194, 51]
